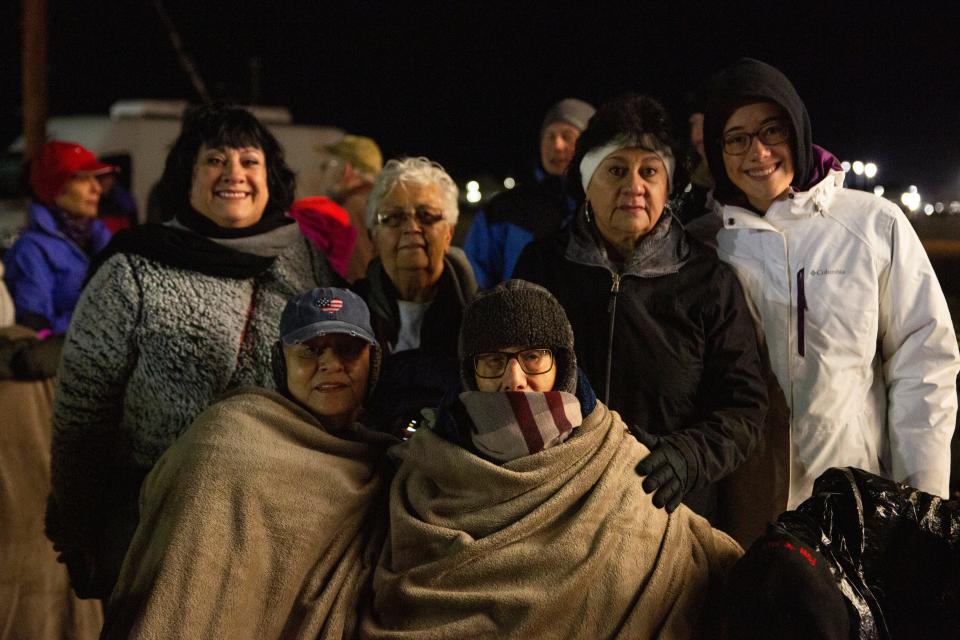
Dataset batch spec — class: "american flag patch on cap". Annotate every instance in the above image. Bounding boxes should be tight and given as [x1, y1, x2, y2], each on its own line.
[316, 297, 343, 313]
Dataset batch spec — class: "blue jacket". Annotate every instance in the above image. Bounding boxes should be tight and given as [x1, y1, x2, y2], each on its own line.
[464, 169, 576, 290]
[3, 202, 111, 333]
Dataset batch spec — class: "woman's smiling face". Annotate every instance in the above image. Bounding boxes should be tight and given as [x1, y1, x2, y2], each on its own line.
[284, 334, 370, 429]
[189, 144, 269, 228]
[721, 101, 795, 212]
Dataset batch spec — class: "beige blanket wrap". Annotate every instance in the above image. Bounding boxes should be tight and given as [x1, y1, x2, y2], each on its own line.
[0, 327, 103, 639]
[361, 401, 743, 640]
[102, 387, 395, 639]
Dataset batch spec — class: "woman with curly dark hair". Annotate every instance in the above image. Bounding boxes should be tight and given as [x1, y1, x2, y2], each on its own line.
[514, 94, 768, 528]
[46, 104, 337, 600]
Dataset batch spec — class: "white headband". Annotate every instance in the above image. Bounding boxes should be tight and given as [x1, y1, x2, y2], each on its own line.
[579, 135, 675, 193]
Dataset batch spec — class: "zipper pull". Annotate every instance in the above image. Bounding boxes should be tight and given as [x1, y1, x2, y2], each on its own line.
[607, 274, 621, 312]
[797, 268, 807, 357]
[604, 273, 621, 406]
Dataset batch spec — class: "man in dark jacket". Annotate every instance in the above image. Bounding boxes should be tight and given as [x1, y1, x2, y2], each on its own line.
[464, 98, 595, 290]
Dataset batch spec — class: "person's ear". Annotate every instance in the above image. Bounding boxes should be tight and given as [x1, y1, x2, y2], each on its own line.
[342, 161, 356, 184]
[442, 222, 454, 250]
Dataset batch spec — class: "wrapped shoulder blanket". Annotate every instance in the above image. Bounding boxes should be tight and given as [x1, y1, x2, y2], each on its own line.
[102, 387, 396, 639]
[0, 325, 102, 639]
[361, 401, 742, 639]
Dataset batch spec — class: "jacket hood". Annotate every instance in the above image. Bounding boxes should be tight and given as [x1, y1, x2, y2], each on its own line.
[704, 58, 814, 207]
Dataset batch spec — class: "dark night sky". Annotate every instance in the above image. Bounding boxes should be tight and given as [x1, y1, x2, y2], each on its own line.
[3, 1, 960, 198]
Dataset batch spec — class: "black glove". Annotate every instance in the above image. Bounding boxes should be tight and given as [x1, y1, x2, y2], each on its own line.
[0, 336, 30, 379]
[12, 333, 65, 379]
[633, 429, 691, 513]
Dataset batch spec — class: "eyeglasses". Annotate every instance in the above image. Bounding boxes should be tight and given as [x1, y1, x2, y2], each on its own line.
[720, 121, 791, 155]
[376, 207, 445, 228]
[474, 348, 554, 379]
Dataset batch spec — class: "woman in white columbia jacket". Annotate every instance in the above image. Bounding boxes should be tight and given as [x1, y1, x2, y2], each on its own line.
[702, 58, 960, 509]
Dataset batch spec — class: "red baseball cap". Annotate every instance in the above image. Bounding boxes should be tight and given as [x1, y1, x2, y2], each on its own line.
[29, 140, 117, 205]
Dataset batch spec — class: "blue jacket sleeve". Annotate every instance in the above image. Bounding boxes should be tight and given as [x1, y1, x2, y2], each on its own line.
[3, 237, 55, 328]
[463, 210, 501, 290]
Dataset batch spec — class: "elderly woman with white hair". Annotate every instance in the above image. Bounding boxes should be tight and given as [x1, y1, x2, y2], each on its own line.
[353, 156, 477, 437]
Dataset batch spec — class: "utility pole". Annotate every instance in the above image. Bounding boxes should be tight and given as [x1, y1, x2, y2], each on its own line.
[22, 0, 48, 162]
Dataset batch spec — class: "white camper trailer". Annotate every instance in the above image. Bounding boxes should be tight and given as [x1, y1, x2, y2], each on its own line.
[6, 100, 344, 225]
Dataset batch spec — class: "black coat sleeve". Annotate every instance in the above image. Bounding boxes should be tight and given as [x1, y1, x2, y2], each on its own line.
[512, 237, 554, 287]
[663, 262, 769, 492]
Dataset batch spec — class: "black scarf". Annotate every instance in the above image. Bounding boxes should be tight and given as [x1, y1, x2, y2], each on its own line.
[174, 206, 293, 239]
[86, 212, 297, 284]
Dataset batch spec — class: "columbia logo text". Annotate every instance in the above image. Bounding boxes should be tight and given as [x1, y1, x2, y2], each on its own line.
[810, 269, 846, 276]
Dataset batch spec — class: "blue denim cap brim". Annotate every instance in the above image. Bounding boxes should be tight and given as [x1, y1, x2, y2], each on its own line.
[281, 320, 377, 346]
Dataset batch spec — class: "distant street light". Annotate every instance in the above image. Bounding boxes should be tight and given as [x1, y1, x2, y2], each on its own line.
[852, 160, 865, 176]
[864, 162, 878, 179]
[900, 190, 921, 212]
[465, 180, 481, 203]
[874, 185, 885, 197]
[841, 161, 852, 172]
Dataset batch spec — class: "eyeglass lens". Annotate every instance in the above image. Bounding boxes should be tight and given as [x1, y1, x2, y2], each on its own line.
[377, 207, 444, 227]
[722, 122, 790, 155]
[474, 349, 554, 378]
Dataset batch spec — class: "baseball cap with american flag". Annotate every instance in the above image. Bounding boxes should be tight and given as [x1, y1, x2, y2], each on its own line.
[279, 287, 377, 347]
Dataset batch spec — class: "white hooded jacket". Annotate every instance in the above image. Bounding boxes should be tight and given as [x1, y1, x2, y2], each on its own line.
[715, 169, 959, 508]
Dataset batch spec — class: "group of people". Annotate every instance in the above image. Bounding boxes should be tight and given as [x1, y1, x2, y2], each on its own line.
[1, 57, 958, 638]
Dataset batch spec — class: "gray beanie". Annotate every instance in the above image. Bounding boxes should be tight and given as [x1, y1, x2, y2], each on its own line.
[541, 98, 596, 135]
[458, 279, 577, 393]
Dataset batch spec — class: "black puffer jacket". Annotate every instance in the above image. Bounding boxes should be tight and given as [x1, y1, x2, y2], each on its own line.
[514, 208, 767, 520]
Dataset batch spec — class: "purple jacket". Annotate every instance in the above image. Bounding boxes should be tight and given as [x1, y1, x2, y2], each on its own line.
[3, 202, 112, 333]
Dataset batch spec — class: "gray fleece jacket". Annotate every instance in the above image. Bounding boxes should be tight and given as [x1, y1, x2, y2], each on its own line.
[49, 234, 333, 550]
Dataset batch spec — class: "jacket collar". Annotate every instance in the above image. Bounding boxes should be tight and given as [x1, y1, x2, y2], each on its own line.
[564, 203, 691, 277]
[363, 247, 478, 352]
[28, 201, 112, 254]
[716, 169, 845, 231]
[29, 201, 65, 236]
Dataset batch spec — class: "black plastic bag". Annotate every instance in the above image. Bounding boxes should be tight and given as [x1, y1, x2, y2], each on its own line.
[784, 467, 960, 639]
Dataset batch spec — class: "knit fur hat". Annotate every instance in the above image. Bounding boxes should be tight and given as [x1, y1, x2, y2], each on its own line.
[459, 279, 577, 393]
[541, 98, 596, 135]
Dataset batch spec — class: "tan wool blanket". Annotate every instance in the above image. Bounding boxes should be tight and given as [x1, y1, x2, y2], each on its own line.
[361, 401, 743, 640]
[0, 324, 103, 640]
[102, 387, 396, 640]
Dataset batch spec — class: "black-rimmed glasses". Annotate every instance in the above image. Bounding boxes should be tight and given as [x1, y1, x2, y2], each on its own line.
[474, 348, 555, 379]
[721, 121, 791, 155]
[376, 207, 445, 228]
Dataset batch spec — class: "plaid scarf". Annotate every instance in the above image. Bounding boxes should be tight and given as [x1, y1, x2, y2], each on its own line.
[457, 390, 581, 463]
